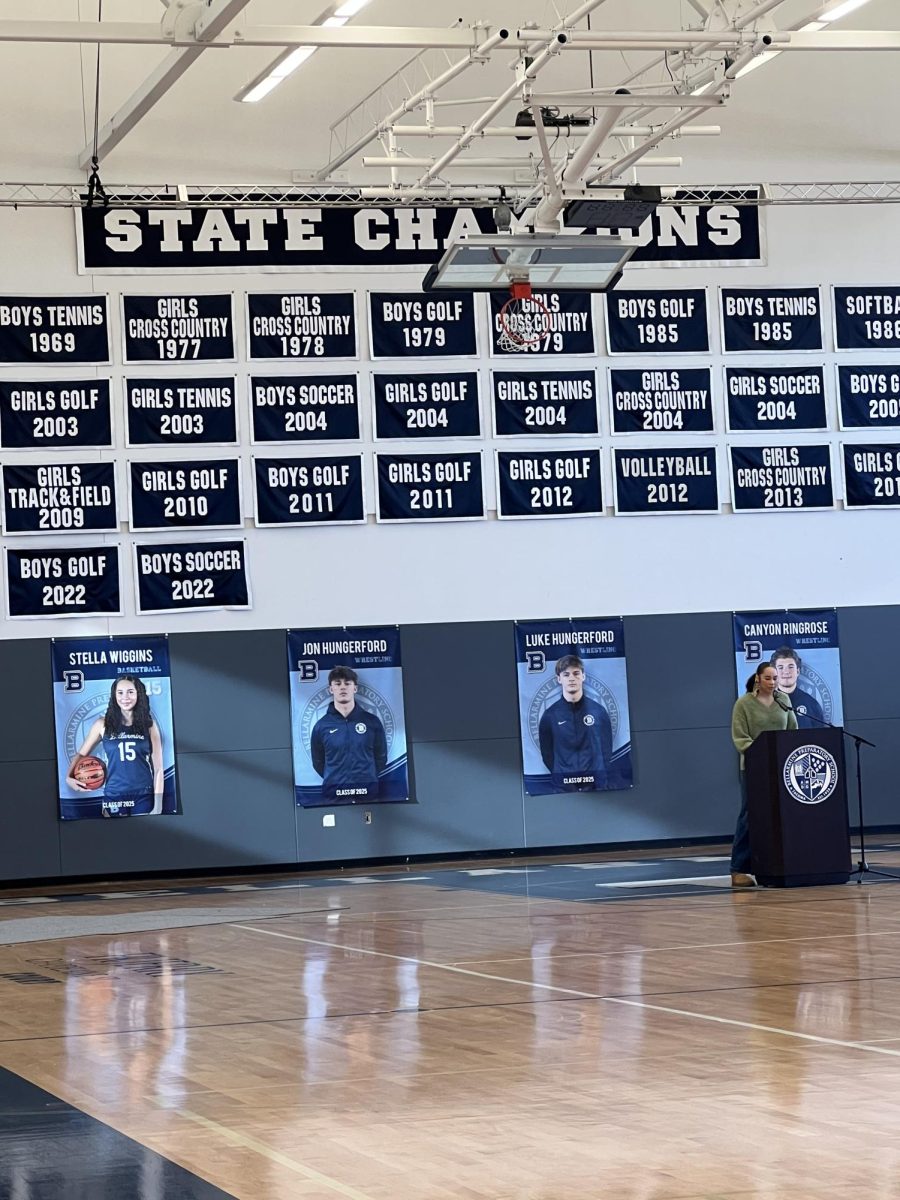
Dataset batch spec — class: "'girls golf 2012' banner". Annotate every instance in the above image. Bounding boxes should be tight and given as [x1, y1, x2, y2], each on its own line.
[515, 618, 633, 796]
[287, 626, 409, 807]
[52, 635, 178, 820]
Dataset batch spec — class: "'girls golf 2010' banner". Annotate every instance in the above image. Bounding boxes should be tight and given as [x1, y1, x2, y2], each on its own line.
[732, 609, 843, 729]
[52, 635, 178, 820]
[515, 618, 633, 796]
[287, 626, 409, 807]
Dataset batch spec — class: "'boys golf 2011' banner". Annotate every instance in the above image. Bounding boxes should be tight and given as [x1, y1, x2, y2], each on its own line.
[732, 609, 843, 729]
[287, 626, 409, 807]
[515, 618, 633, 796]
[51, 635, 178, 820]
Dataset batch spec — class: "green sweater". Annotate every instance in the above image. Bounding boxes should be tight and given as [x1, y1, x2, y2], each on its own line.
[731, 691, 798, 769]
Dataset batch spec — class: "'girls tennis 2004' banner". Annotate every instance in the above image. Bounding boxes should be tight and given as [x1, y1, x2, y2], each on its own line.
[51, 635, 178, 820]
[515, 618, 633, 796]
[287, 626, 409, 807]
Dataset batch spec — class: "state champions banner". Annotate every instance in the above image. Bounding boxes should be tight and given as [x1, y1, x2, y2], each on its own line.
[51, 635, 178, 820]
[732, 609, 843, 730]
[287, 626, 409, 807]
[515, 618, 633, 797]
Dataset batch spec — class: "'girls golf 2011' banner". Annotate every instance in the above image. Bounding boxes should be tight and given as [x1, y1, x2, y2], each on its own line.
[52, 635, 178, 820]
[732, 609, 843, 729]
[287, 626, 409, 807]
[515, 618, 633, 796]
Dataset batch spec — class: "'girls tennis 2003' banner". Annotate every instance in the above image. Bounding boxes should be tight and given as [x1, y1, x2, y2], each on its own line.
[732, 609, 843, 729]
[287, 626, 409, 807]
[51, 635, 178, 820]
[515, 618, 633, 796]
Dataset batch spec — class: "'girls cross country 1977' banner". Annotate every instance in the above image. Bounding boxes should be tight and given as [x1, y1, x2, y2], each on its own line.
[51, 635, 178, 820]
[732, 609, 843, 730]
[287, 626, 409, 807]
[515, 618, 633, 797]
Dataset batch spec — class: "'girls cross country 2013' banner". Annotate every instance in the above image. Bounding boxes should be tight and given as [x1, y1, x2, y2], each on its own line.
[732, 609, 843, 729]
[515, 618, 633, 797]
[287, 626, 409, 807]
[51, 635, 178, 820]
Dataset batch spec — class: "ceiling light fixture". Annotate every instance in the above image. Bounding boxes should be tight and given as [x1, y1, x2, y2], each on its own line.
[734, 0, 874, 79]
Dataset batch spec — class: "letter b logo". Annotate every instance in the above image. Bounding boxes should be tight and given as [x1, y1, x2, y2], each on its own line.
[526, 651, 545, 673]
[743, 641, 762, 663]
[63, 670, 84, 693]
[297, 660, 318, 682]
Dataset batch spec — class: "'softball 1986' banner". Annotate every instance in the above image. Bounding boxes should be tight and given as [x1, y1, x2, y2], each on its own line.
[287, 626, 409, 807]
[52, 635, 178, 820]
[515, 618, 633, 796]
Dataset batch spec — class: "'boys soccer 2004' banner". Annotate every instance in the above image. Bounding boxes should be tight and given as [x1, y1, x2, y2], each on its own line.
[51, 635, 178, 820]
[287, 626, 409, 807]
[515, 618, 633, 796]
[732, 609, 843, 730]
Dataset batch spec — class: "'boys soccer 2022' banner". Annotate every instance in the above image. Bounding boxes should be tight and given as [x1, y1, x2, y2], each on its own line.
[732, 609, 843, 730]
[51, 635, 178, 820]
[287, 626, 409, 807]
[515, 618, 633, 796]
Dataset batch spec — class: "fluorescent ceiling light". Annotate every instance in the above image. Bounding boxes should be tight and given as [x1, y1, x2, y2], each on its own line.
[322, 16, 349, 27]
[733, 0, 873, 81]
[734, 50, 780, 78]
[820, 0, 871, 20]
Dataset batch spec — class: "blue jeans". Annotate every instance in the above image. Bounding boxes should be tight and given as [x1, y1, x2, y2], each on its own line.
[730, 770, 752, 873]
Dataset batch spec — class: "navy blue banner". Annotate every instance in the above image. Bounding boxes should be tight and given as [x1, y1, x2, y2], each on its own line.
[492, 370, 598, 436]
[373, 371, 480, 439]
[0, 297, 109, 364]
[837, 365, 900, 428]
[834, 286, 900, 349]
[730, 445, 833, 511]
[842, 444, 900, 508]
[6, 546, 120, 618]
[609, 368, 714, 434]
[249, 374, 360, 443]
[605, 289, 708, 355]
[254, 456, 365, 526]
[376, 452, 483, 522]
[2, 463, 118, 535]
[247, 292, 357, 359]
[488, 291, 595, 356]
[0, 380, 112, 449]
[613, 448, 718, 514]
[721, 287, 822, 352]
[733, 609, 842, 728]
[129, 459, 242, 531]
[134, 541, 250, 613]
[124, 377, 237, 446]
[496, 450, 602, 519]
[369, 293, 477, 359]
[725, 367, 827, 431]
[122, 295, 235, 362]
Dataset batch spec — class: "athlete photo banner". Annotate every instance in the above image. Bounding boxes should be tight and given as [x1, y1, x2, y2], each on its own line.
[124, 377, 238, 446]
[52, 635, 178, 820]
[246, 292, 357, 359]
[0, 296, 110, 364]
[608, 368, 714, 435]
[515, 618, 633, 796]
[733, 609, 843, 729]
[720, 287, 823, 352]
[0, 379, 113, 449]
[287, 625, 409, 807]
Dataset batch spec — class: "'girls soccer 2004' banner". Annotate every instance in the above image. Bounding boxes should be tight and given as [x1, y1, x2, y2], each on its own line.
[732, 609, 843, 729]
[51, 635, 178, 820]
[515, 618, 633, 796]
[287, 626, 409, 807]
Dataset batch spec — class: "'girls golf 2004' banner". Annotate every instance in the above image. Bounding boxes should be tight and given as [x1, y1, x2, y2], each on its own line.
[732, 609, 843, 729]
[52, 635, 178, 820]
[287, 626, 409, 807]
[515, 618, 633, 796]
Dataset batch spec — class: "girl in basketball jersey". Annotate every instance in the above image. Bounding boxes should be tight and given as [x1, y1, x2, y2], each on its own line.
[66, 675, 164, 817]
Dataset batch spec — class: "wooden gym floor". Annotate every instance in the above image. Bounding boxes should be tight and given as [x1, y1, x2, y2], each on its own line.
[1, 845, 900, 1199]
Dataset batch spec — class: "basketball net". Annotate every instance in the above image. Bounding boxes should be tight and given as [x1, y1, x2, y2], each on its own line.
[498, 279, 552, 352]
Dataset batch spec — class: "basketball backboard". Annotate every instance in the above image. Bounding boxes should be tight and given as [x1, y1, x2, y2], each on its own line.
[422, 233, 636, 294]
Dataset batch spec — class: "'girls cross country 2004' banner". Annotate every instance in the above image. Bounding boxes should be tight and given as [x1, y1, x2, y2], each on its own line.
[287, 626, 409, 807]
[51, 635, 178, 820]
[515, 618, 633, 796]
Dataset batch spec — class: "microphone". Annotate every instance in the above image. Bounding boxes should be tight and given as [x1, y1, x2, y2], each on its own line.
[773, 688, 791, 712]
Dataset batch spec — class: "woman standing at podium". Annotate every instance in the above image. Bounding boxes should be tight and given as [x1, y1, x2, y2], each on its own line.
[730, 662, 797, 887]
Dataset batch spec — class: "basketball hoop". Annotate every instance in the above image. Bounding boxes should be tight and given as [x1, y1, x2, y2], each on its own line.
[497, 281, 553, 352]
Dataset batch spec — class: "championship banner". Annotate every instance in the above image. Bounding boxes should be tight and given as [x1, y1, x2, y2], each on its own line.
[121, 294, 235, 362]
[491, 369, 598, 436]
[0, 296, 109, 364]
[836, 365, 900, 429]
[608, 368, 714, 434]
[373, 371, 480, 440]
[0, 379, 113, 449]
[287, 625, 409, 807]
[128, 459, 242, 531]
[246, 292, 357, 359]
[249, 374, 360, 443]
[124, 377, 238, 446]
[496, 450, 603, 519]
[833, 286, 900, 349]
[375, 452, 484, 522]
[6, 546, 120, 619]
[720, 287, 822, 352]
[368, 292, 477, 359]
[729, 445, 834, 512]
[515, 618, 632, 796]
[613, 448, 719, 514]
[842, 444, 900, 508]
[725, 366, 827, 431]
[133, 540, 250, 613]
[604, 289, 709, 355]
[253, 456, 365, 526]
[52, 635, 177, 820]
[488, 291, 595, 357]
[1, 463, 118, 535]
[733, 609, 843, 729]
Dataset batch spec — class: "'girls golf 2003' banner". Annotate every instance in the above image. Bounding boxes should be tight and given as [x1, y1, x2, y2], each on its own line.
[515, 618, 633, 796]
[732, 609, 843, 729]
[287, 626, 409, 807]
[52, 635, 178, 820]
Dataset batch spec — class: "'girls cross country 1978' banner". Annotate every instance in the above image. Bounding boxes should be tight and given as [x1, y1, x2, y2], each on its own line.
[732, 609, 843, 730]
[287, 626, 409, 807]
[52, 635, 178, 820]
[515, 618, 633, 797]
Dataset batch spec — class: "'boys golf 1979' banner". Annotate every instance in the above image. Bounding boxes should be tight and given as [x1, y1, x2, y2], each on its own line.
[51, 635, 178, 820]
[515, 618, 633, 796]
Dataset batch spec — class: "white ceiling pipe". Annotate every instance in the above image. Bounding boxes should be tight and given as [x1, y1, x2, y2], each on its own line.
[518, 29, 786, 47]
[589, 97, 721, 185]
[362, 155, 683, 168]
[519, 0, 612, 56]
[390, 124, 721, 137]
